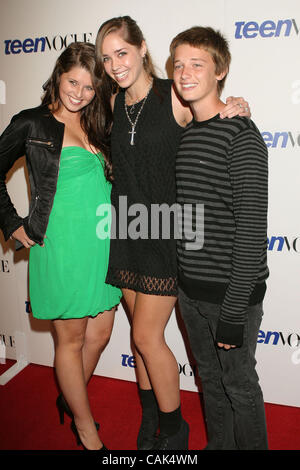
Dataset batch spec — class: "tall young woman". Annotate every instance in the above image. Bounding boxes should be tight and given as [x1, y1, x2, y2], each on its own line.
[95, 16, 250, 450]
[0, 42, 121, 450]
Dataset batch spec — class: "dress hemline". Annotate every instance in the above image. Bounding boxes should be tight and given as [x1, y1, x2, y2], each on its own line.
[31, 300, 122, 321]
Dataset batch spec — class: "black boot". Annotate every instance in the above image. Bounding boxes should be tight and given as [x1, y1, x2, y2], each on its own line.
[152, 406, 189, 450]
[137, 387, 159, 450]
[153, 419, 189, 450]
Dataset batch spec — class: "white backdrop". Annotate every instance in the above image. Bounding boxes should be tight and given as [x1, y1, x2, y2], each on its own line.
[0, 0, 299, 407]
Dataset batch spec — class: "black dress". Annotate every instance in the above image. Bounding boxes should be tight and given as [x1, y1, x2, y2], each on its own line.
[106, 78, 183, 296]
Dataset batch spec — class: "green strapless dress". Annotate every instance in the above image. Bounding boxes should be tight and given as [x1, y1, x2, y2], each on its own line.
[29, 146, 122, 320]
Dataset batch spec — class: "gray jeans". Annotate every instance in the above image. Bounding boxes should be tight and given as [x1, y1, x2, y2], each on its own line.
[178, 288, 268, 450]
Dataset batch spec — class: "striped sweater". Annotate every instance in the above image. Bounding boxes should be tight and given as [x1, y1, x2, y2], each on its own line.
[176, 114, 269, 346]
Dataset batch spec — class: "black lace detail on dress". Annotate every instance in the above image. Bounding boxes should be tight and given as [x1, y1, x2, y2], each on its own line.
[107, 268, 178, 296]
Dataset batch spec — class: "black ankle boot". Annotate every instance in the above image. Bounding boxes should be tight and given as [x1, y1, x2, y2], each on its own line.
[137, 388, 159, 450]
[152, 419, 189, 450]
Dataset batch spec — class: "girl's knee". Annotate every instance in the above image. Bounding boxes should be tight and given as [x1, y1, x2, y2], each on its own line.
[133, 327, 163, 356]
[85, 326, 112, 350]
[57, 332, 86, 352]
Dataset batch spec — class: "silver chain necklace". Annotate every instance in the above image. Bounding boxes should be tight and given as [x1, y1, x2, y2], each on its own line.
[124, 83, 152, 146]
[128, 98, 140, 115]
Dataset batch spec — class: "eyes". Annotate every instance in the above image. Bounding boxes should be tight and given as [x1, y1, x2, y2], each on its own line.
[174, 63, 203, 71]
[102, 50, 127, 63]
[68, 80, 94, 92]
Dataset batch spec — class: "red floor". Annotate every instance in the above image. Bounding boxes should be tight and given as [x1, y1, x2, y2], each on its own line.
[0, 360, 299, 451]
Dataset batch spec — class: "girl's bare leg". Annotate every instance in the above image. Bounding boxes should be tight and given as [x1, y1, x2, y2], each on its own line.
[132, 293, 179, 412]
[82, 308, 116, 383]
[53, 317, 105, 449]
[122, 288, 152, 390]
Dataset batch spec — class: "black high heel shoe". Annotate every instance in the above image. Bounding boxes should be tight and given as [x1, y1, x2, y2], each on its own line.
[56, 394, 73, 424]
[56, 394, 100, 431]
[71, 420, 108, 451]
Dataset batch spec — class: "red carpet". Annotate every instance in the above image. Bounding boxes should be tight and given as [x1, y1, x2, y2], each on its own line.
[0, 360, 299, 451]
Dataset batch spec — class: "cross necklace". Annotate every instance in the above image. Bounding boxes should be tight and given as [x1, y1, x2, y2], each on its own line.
[124, 82, 152, 146]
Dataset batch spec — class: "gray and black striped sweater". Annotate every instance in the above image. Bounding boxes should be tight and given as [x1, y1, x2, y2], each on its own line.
[176, 114, 269, 346]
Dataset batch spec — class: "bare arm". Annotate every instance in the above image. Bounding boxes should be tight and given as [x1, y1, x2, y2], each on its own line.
[171, 84, 251, 127]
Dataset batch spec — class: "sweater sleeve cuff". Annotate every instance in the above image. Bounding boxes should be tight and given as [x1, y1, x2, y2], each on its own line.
[216, 320, 244, 347]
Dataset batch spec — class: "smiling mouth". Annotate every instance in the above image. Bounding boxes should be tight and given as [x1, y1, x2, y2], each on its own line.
[181, 83, 197, 89]
[114, 70, 129, 81]
[68, 96, 82, 105]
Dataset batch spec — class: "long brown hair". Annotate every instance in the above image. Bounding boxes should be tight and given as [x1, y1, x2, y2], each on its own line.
[42, 42, 113, 180]
[95, 16, 161, 128]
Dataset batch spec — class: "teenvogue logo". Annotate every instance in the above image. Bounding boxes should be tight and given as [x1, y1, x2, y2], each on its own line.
[96, 197, 204, 251]
[258, 329, 300, 347]
[121, 353, 197, 376]
[121, 354, 136, 368]
[234, 18, 299, 39]
[25, 301, 32, 314]
[178, 363, 197, 377]
[4, 32, 93, 55]
[261, 131, 300, 148]
[258, 329, 300, 365]
[267, 236, 300, 252]
[1, 259, 10, 273]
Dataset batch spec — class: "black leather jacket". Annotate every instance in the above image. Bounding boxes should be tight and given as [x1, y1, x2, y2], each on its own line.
[0, 105, 64, 247]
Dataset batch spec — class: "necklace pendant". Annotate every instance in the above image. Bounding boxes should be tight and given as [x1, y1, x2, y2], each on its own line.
[125, 81, 153, 147]
[129, 126, 136, 146]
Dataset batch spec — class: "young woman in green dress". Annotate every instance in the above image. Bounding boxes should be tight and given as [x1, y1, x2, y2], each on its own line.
[0, 42, 121, 450]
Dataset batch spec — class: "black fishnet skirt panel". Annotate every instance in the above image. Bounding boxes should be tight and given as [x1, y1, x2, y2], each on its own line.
[106, 268, 178, 297]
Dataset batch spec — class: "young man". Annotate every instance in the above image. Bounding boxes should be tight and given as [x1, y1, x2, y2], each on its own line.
[170, 27, 269, 450]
